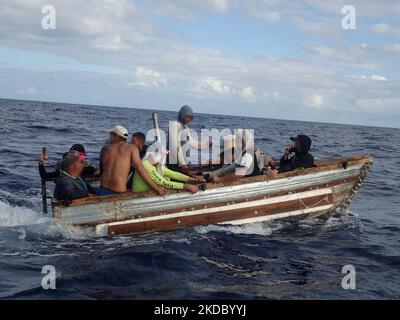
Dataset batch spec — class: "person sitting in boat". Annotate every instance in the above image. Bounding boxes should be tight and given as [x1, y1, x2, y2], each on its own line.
[209, 129, 266, 183]
[268, 135, 314, 176]
[98, 126, 166, 196]
[132, 142, 204, 194]
[39, 144, 97, 180]
[53, 151, 96, 201]
[132, 131, 149, 159]
[167, 105, 212, 174]
[203, 134, 237, 178]
[127, 132, 148, 189]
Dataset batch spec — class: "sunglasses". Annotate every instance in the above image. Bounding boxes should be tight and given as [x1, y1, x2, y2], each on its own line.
[68, 151, 86, 162]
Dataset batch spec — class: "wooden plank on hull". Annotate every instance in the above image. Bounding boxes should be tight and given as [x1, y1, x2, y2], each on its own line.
[96, 188, 333, 236]
[219, 205, 333, 225]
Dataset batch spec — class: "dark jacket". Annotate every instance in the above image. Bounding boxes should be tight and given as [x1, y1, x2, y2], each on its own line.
[278, 135, 314, 173]
[53, 171, 95, 201]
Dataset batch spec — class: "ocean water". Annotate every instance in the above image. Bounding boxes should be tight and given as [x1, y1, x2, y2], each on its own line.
[0, 98, 399, 299]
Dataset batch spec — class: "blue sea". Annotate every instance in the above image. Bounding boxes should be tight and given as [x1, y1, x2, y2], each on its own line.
[0, 98, 399, 299]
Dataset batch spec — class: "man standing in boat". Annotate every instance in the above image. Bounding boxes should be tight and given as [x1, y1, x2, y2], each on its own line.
[97, 125, 166, 196]
[167, 105, 212, 174]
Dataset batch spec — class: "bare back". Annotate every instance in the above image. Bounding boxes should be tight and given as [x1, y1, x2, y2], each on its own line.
[100, 142, 133, 193]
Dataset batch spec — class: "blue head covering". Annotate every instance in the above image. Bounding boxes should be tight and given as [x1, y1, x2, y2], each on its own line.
[178, 105, 194, 124]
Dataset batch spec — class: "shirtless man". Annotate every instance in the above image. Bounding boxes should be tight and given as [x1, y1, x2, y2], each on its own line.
[97, 125, 166, 196]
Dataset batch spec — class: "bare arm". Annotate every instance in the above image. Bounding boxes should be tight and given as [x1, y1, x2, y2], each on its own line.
[132, 145, 166, 195]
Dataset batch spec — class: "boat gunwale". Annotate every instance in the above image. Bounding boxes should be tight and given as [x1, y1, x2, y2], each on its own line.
[52, 155, 372, 209]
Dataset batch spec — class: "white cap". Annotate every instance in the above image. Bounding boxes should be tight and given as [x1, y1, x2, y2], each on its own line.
[108, 125, 129, 139]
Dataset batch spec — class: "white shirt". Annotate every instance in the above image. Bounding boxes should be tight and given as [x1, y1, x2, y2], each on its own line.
[168, 120, 209, 166]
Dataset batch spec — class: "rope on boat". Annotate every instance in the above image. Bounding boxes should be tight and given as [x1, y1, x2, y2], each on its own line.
[297, 194, 328, 209]
[288, 160, 372, 212]
[287, 186, 329, 210]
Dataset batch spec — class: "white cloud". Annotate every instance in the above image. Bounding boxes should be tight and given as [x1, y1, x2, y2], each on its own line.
[196, 78, 233, 96]
[372, 23, 391, 33]
[18, 86, 38, 95]
[370, 74, 387, 81]
[384, 43, 400, 53]
[304, 94, 325, 109]
[0, 0, 400, 126]
[130, 67, 167, 88]
[206, 0, 230, 12]
[145, 0, 231, 20]
[251, 10, 281, 23]
[356, 98, 400, 113]
[372, 23, 400, 35]
[91, 35, 126, 51]
[194, 79, 256, 101]
[240, 86, 255, 99]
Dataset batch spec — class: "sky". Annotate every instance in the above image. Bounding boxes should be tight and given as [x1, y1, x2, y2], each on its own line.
[0, 0, 399, 128]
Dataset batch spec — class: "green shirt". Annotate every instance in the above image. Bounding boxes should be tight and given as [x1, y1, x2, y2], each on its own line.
[132, 160, 189, 192]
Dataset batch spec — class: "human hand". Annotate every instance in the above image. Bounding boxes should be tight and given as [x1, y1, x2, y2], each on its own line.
[39, 153, 48, 164]
[192, 176, 206, 183]
[211, 176, 221, 184]
[184, 184, 199, 193]
[155, 186, 167, 196]
[266, 156, 275, 167]
[267, 169, 278, 179]
[284, 146, 292, 158]
[181, 165, 190, 175]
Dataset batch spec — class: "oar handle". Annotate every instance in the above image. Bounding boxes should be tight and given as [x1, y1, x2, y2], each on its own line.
[152, 112, 161, 142]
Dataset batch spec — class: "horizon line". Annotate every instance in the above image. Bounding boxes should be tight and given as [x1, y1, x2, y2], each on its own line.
[1, 96, 399, 131]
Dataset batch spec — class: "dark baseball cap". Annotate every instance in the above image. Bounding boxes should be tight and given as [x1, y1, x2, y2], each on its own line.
[70, 144, 86, 155]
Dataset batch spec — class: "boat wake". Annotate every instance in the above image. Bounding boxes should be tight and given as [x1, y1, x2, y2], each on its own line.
[194, 210, 362, 237]
[195, 220, 285, 236]
[322, 210, 362, 231]
[0, 198, 95, 240]
[0, 199, 44, 227]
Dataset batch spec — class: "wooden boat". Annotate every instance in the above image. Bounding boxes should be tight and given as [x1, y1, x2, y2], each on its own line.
[47, 155, 372, 237]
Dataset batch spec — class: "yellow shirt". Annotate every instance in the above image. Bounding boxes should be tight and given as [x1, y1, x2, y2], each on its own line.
[132, 160, 189, 192]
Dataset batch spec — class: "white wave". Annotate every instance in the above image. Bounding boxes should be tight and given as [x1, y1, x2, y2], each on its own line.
[195, 221, 283, 236]
[29, 220, 96, 240]
[322, 210, 361, 231]
[0, 200, 45, 227]
[0, 198, 96, 240]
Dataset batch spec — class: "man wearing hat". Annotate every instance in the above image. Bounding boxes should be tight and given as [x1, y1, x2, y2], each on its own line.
[278, 134, 315, 173]
[39, 143, 96, 180]
[98, 125, 166, 196]
[53, 151, 96, 201]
